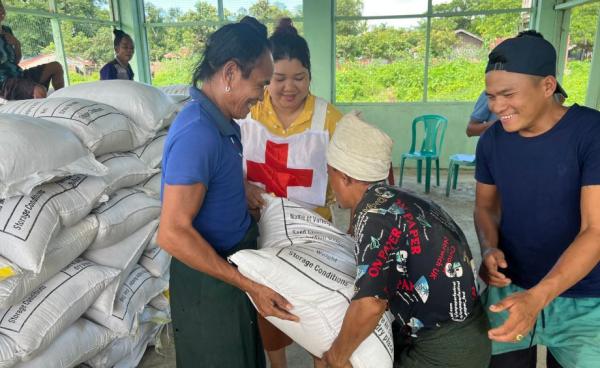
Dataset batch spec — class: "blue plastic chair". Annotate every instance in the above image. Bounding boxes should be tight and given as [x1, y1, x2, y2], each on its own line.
[398, 114, 448, 193]
[446, 153, 476, 196]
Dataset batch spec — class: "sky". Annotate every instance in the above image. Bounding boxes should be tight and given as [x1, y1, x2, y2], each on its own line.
[362, 0, 451, 27]
[147, 0, 452, 28]
[147, 0, 302, 15]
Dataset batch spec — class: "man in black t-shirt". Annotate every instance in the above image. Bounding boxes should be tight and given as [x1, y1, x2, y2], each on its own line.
[320, 113, 490, 368]
[476, 31, 600, 368]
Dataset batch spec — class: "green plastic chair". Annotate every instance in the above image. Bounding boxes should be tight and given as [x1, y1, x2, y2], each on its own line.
[445, 153, 476, 197]
[399, 114, 448, 193]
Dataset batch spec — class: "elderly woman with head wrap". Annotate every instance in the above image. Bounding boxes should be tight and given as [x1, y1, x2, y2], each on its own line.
[320, 114, 491, 368]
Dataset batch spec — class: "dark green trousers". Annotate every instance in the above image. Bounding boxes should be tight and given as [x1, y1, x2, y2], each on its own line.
[170, 222, 265, 368]
[394, 302, 491, 368]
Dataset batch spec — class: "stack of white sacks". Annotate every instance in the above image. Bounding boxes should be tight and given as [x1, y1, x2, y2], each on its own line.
[0, 80, 186, 367]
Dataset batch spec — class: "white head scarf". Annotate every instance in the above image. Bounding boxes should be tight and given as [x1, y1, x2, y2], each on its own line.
[327, 113, 393, 182]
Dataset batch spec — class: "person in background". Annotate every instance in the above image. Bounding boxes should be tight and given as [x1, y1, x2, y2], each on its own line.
[157, 17, 297, 368]
[475, 30, 600, 368]
[0, 1, 63, 100]
[99, 29, 134, 80]
[320, 114, 491, 368]
[237, 17, 342, 368]
[466, 91, 498, 137]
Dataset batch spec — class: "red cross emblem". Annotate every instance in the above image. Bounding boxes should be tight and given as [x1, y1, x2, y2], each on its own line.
[246, 140, 313, 197]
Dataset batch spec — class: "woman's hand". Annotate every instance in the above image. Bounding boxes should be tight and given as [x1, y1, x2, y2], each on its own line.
[246, 282, 299, 322]
[245, 181, 266, 210]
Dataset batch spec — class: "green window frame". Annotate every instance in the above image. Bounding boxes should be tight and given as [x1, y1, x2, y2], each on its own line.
[333, 0, 534, 104]
[549, 0, 600, 108]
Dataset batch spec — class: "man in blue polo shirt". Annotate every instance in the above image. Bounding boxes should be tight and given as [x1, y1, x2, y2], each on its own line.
[475, 30, 600, 368]
[466, 91, 498, 137]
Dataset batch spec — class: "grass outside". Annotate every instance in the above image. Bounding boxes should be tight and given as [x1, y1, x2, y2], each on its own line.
[67, 58, 592, 106]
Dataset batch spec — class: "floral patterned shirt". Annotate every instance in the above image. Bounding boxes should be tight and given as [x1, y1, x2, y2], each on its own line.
[352, 183, 479, 335]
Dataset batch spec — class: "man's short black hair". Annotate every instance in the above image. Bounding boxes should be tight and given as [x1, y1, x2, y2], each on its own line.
[517, 30, 544, 38]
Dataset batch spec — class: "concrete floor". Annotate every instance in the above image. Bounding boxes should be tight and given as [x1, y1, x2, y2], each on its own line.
[138, 168, 547, 367]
